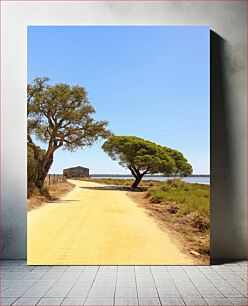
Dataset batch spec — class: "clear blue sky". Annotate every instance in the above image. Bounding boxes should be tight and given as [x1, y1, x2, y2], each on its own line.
[28, 26, 210, 175]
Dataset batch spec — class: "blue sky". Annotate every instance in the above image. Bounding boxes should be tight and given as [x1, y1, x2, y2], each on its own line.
[28, 26, 210, 175]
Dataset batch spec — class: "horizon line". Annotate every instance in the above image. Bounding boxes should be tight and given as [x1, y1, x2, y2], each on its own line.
[49, 173, 210, 177]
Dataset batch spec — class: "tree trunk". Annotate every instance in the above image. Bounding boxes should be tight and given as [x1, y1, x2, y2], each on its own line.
[36, 153, 54, 189]
[131, 175, 142, 188]
[128, 165, 148, 188]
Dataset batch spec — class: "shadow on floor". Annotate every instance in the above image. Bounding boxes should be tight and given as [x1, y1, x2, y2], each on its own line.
[79, 185, 146, 192]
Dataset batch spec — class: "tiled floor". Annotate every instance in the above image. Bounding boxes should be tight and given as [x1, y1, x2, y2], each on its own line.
[0, 260, 247, 305]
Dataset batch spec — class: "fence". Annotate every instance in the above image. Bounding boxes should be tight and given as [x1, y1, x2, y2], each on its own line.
[45, 174, 66, 185]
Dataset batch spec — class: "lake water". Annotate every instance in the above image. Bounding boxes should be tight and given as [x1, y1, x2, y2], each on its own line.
[91, 176, 210, 185]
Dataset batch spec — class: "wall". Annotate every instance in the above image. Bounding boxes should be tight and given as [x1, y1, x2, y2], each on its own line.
[1, 1, 247, 261]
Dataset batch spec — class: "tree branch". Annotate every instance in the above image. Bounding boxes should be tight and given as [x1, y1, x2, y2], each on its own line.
[141, 168, 150, 176]
[128, 165, 142, 178]
[128, 166, 137, 178]
[61, 121, 72, 128]
[27, 135, 42, 162]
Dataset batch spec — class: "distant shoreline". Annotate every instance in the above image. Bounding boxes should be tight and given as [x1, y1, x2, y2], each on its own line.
[90, 174, 210, 178]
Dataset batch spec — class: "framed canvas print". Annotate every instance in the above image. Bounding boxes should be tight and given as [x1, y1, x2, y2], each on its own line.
[27, 26, 210, 265]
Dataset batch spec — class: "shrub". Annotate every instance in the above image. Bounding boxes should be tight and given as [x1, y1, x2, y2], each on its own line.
[27, 147, 39, 186]
[166, 203, 179, 214]
[198, 244, 210, 255]
[27, 182, 39, 199]
[189, 212, 210, 232]
[27, 145, 46, 191]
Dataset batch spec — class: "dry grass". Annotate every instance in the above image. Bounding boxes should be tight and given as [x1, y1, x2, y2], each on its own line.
[27, 181, 74, 211]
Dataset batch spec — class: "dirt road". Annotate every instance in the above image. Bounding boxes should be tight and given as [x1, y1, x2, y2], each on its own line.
[28, 179, 192, 265]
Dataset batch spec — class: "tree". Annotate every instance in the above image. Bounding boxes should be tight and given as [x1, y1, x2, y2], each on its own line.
[102, 136, 193, 188]
[27, 146, 46, 197]
[28, 77, 111, 188]
[27, 146, 45, 187]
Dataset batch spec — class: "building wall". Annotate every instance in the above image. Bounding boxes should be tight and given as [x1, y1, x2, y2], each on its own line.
[1, 1, 246, 261]
[63, 168, 89, 178]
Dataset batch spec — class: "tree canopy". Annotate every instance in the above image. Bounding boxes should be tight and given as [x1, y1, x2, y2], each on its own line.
[28, 77, 111, 188]
[102, 136, 193, 188]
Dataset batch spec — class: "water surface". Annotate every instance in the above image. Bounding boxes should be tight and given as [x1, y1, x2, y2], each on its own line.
[91, 176, 210, 185]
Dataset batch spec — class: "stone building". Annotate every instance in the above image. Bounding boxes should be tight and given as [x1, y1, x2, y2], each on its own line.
[63, 166, 89, 178]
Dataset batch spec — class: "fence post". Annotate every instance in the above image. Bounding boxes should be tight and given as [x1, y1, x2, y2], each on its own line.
[49, 174, 50, 185]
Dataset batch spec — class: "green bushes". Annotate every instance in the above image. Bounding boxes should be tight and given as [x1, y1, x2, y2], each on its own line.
[27, 147, 39, 186]
[27, 146, 46, 197]
[147, 179, 210, 232]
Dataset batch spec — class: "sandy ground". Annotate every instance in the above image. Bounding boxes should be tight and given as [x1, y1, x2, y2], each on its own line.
[28, 179, 193, 265]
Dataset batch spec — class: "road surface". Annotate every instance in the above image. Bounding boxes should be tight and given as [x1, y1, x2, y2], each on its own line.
[28, 179, 192, 265]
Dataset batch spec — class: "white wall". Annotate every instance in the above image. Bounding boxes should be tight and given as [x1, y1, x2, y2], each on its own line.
[1, 1, 246, 261]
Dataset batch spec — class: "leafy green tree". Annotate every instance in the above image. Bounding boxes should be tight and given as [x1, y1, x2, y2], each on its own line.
[165, 148, 193, 177]
[102, 136, 193, 188]
[28, 77, 111, 188]
[27, 146, 46, 194]
[28, 147, 39, 186]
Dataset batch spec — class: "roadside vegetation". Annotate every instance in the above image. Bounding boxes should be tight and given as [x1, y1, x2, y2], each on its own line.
[81, 177, 210, 263]
[28, 145, 75, 210]
[28, 180, 74, 211]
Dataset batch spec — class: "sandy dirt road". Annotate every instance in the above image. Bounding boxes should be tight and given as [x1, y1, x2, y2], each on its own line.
[28, 179, 192, 265]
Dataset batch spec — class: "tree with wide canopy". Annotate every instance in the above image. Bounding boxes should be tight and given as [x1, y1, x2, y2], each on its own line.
[102, 136, 193, 188]
[28, 77, 111, 188]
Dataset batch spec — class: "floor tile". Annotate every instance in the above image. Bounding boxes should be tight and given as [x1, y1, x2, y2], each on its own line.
[115, 287, 137, 298]
[66, 266, 85, 272]
[67, 285, 91, 297]
[22, 281, 54, 297]
[61, 297, 86, 305]
[204, 297, 233, 305]
[117, 266, 134, 273]
[0, 297, 18, 306]
[137, 287, 158, 297]
[228, 297, 248, 305]
[160, 297, 185, 305]
[138, 297, 161, 305]
[157, 288, 180, 298]
[84, 297, 114, 305]
[12, 297, 41, 305]
[37, 297, 64, 305]
[45, 284, 72, 297]
[115, 297, 139, 305]
[116, 279, 136, 287]
[182, 297, 207, 305]
[88, 287, 115, 298]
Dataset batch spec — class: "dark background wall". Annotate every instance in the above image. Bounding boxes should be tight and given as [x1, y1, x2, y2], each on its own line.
[1, 1, 247, 261]
[210, 31, 247, 262]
